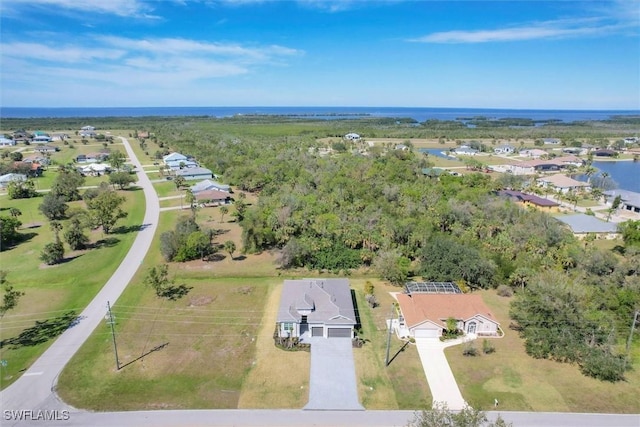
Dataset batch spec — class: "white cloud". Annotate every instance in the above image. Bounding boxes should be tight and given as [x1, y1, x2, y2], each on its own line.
[410, 1, 640, 44]
[1, 0, 156, 18]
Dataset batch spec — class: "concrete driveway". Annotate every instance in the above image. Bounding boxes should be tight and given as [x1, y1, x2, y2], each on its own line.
[304, 337, 364, 411]
[415, 337, 470, 410]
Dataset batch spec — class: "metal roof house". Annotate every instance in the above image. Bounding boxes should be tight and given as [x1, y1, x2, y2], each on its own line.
[276, 279, 356, 339]
[175, 167, 213, 181]
[555, 214, 618, 235]
[604, 189, 640, 214]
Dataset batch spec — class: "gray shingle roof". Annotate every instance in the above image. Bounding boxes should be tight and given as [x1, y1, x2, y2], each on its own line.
[604, 189, 640, 209]
[276, 278, 356, 325]
[555, 214, 618, 233]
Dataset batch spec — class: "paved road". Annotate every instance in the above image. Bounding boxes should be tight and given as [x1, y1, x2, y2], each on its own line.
[0, 137, 160, 415]
[415, 337, 468, 410]
[304, 337, 363, 410]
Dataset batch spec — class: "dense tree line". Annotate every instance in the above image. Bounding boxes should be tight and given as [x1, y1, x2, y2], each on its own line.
[149, 117, 639, 381]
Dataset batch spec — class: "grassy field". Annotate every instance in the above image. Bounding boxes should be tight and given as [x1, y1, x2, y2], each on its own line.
[446, 289, 640, 413]
[0, 184, 145, 388]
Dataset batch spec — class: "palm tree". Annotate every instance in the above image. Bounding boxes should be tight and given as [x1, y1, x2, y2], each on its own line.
[219, 206, 229, 223]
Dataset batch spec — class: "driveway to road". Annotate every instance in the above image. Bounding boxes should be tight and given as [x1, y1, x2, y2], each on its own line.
[0, 137, 160, 415]
[414, 336, 470, 410]
[304, 337, 364, 410]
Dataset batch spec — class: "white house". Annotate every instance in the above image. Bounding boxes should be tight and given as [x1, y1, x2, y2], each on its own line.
[0, 173, 27, 188]
[543, 138, 561, 145]
[453, 146, 478, 156]
[344, 133, 361, 141]
[493, 144, 515, 155]
[163, 152, 188, 165]
[79, 130, 97, 138]
[0, 136, 15, 146]
[624, 137, 638, 144]
[81, 126, 95, 131]
[519, 148, 548, 158]
[191, 179, 231, 194]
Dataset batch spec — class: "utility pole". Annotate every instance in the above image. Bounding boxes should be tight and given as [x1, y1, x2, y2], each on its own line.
[627, 310, 640, 354]
[385, 304, 394, 367]
[106, 301, 120, 370]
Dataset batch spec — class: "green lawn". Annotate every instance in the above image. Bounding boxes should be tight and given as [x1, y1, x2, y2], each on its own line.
[0, 186, 145, 389]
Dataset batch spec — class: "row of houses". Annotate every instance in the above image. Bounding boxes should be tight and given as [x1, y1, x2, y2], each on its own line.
[275, 279, 500, 341]
[163, 152, 214, 181]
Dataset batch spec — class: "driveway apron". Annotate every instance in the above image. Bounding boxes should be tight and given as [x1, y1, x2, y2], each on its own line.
[415, 337, 467, 410]
[304, 337, 364, 410]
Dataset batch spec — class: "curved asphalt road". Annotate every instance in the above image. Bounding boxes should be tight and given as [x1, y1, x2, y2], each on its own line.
[0, 137, 160, 416]
[1, 138, 638, 426]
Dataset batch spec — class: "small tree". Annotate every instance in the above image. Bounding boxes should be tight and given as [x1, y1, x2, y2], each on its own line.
[39, 193, 69, 220]
[0, 271, 25, 318]
[224, 240, 236, 260]
[219, 206, 229, 223]
[482, 339, 496, 354]
[174, 175, 186, 189]
[109, 171, 137, 190]
[64, 216, 89, 250]
[107, 151, 126, 171]
[144, 264, 190, 300]
[86, 189, 127, 234]
[40, 241, 65, 265]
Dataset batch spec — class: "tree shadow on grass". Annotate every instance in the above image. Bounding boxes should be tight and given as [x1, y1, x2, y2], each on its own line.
[111, 223, 152, 234]
[158, 284, 193, 301]
[0, 311, 80, 350]
[90, 237, 120, 249]
[1, 232, 39, 252]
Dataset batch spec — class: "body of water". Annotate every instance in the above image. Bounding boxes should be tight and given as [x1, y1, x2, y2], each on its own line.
[1, 106, 638, 123]
[591, 160, 640, 193]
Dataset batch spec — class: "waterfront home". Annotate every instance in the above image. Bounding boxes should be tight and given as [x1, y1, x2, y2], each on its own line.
[537, 174, 591, 194]
[604, 189, 640, 214]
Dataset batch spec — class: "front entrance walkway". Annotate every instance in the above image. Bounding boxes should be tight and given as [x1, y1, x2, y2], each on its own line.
[415, 336, 474, 410]
[304, 337, 364, 411]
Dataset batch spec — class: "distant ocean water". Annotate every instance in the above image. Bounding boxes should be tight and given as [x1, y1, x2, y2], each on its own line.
[1, 106, 638, 123]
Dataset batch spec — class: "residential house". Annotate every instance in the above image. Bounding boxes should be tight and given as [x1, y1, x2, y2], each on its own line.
[191, 179, 231, 194]
[32, 132, 52, 143]
[163, 152, 188, 165]
[276, 278, 357, 339]
[421, 167, 447, 178]
[395, 144, 409, 151]
[81, 126, 95, 131]
[395, 292, 500, 339]
[556, 214, 618, 238]
[604, 189, 640, 214]
[493, 144, 515, 155]
[194, 189, 232, 206]
[79, 163, 111, 176]
[138, 131, 150, 139]
[15, 161, 43, 177]
[166, 160, 199, 171]
[344, 133, 360, 141]
[497, 189, 559, 210]
[0, 173, 27, 189]
[624, 137, 638, 144]
[518, 148, 548, 158]
[543, 138, 561, 145]
[453, 146, 478, 156]
[35, 146, 58, 153]
[79, 130, 97, 138]
[0, 136, 15, 146]
[175, 167, 213, 181]
[51, 133, 69, 141]
[593, 149, 617, 157]
[537, 174, 591, 194]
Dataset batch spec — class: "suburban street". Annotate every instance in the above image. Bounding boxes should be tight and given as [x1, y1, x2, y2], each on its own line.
[1, 137, 638, 426]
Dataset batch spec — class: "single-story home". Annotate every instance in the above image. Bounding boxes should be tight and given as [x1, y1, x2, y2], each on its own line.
[32, 135, 52, 143]
[79, 130, 97, 138]
[519, 148, 548, 158]
[593, 149, 617, 157]
[191, 179, 231, 194]
[623, 137, 638, 144]
[163, 152, 188, 164]
[537, 174, 591, 194]
[543, 138, 561, 145]
[166, 160, 199, 170]
[344, 133, 361, 141]
[35, 146, 58, 153]
[0, 136, 15, 146]
[497, 189, 559, 209]
[395, 292, 500, 339]
[421, 167, 447, 177]
[555, 214, 618, 237]
[81, 126, 95, 131]
[395, 144, 409, 151]
[604, 189, 640, 214]
[51, 133, 69, 141]
[79, 163, 111, 176]
[453, 146, 478, 156]
[276, 278, 357, 339]
[493, 144, 515, 155]
[0, 173, 27, 188]
[194, 189, 233, 206]
[175, 167, 213, 181]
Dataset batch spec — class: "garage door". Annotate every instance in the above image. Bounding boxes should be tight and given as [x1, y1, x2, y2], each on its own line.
[327, 328, 351, 338]
[414, 328, 440, 339]
[311, 327, 323, 337]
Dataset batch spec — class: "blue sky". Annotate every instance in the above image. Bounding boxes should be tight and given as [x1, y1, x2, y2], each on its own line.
[1, 0, 639, 109]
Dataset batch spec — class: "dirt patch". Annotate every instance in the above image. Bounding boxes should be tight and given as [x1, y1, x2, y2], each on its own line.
[188, 295, 215, 306]
[236, 286, 254, 295]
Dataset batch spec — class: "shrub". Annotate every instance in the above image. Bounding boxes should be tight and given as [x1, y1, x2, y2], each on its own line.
[463, 343, 478, 356]
[482, 339, 495, 354]
[496, 284, 513, 297]
[40, 241, 65, 265]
